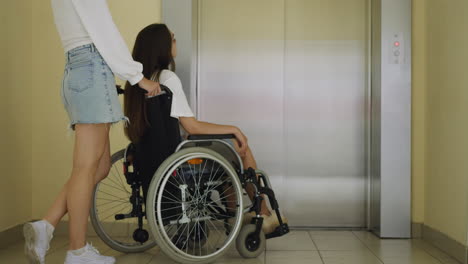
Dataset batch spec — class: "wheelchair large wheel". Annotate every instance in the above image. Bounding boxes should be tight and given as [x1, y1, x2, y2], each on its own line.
[147, 147, 244, 264]
[90, 149, 156, 253]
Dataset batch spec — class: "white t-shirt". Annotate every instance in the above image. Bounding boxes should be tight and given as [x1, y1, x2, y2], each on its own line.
[50, 0, 144, 85]
[152, 70, 195, 119]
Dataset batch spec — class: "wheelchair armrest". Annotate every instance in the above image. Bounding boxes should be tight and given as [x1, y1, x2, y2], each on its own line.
[187, 134, 235, 140]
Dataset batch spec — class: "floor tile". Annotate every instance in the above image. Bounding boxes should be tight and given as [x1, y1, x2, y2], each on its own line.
[48, 235, 70, 253]
[2, 230, 461, 264]
[146, 243, 265, 264]
[146, 251, 180, 264]
[45, 248, 68, 264]
[1, 238, 24, 251]
[310, 230, 356, 239]
[352, 231, 382, 245]
[267, 230, 317, 251]
[266, 250, 323, 264]
[216, 249, 265, 264]
[105, 244, 160, 256]
[311, 234, 368, 251]
[0, 248, 28, 264]
[439, 258, 463, 264]
[366, 240, 427, 258]
[320, 250, 383, 264]
[380, 250, 443, 264]
[0, 236, 68, 264]
[113, 252, 154, 264]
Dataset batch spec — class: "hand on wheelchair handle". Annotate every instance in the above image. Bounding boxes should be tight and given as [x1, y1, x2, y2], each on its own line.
[138, 77, 161, 97]
[234, 130, 249, 157]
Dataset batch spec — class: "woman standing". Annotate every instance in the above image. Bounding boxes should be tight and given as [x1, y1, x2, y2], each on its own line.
[23, 1, 159, 263]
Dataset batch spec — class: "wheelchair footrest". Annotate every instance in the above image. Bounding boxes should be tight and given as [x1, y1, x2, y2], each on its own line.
[265, 223, 290, 239]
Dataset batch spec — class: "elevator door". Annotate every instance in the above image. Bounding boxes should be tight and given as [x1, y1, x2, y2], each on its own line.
[198, 0, 368, 227]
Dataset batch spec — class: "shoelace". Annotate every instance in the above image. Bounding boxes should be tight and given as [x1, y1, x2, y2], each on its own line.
[86, 242, 100, 255]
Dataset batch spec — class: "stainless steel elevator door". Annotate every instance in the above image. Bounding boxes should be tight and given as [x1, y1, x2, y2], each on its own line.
[198, 0, 368, 227]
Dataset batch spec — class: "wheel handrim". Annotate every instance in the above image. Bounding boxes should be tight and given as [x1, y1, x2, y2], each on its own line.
[154, 152, 243, 259]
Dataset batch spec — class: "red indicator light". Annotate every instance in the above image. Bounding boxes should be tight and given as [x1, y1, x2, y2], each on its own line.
[394, 41, 400, 47]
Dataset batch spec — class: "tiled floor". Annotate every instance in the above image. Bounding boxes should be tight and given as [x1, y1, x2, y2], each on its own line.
[0, 230, 462, 264]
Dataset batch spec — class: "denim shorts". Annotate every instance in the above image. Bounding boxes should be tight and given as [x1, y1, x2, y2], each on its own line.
[61, 44, 128, 130]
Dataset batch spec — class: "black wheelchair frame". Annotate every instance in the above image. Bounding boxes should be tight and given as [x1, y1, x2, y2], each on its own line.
[114, 85, 289, 250]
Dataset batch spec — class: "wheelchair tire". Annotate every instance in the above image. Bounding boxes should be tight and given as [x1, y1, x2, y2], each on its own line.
[90, 149, 157, 253]
[146, 147, 244, 264]
[236, 224, 266, 258]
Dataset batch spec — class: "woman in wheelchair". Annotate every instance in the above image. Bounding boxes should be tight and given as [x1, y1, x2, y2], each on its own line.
[124, 23, 287, 236]
[87, 23, 290, 262]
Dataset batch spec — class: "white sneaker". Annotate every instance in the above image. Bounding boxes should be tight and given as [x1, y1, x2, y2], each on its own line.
[23, 220, 54, 264]
[64, 243, 115, 264]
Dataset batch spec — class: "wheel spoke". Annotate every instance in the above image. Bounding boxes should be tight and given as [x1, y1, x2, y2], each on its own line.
[155, 154, 241, 258]
[111, 164, 131, 195]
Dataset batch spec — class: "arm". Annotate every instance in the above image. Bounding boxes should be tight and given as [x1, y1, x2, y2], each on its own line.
[180, 117, 249, 155]
[162, 71, 248, 152]
[71, 0, 143, 85]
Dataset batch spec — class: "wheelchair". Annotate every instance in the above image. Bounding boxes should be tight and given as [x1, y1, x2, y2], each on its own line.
[89, 86, 289, 264]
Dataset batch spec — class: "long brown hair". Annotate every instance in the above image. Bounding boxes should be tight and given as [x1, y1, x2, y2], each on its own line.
[124, 24, 175, 142]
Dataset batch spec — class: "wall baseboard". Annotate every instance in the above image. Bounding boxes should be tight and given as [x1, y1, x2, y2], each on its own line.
[421, 224, 468, 264]
[412, 222, 423, 238]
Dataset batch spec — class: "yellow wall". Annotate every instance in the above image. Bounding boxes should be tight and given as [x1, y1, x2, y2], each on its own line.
[411, 0, 427, 225]
[30, 0, 161, 220]
[423, 0, 468, 245]
[0, 0, 33, 231]
[411, 0, 468, 246]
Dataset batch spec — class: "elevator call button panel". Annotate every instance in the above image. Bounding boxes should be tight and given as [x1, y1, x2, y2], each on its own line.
[390, 33, 404, 64]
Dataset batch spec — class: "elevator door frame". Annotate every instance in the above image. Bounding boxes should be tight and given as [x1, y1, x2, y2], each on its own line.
[162, 0, 412, 238]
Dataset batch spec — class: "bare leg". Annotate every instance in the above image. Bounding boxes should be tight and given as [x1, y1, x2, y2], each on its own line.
[53, 124, 110, 250]
[43, 136, 111, 228]
[230, 140, 270, 216]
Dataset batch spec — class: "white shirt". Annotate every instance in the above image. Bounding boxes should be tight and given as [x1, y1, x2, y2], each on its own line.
[152, 70, 194, 119]
[51, 0, 144, 85]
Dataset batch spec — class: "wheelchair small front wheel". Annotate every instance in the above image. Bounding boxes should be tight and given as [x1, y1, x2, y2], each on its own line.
[236, 224, 266, 258]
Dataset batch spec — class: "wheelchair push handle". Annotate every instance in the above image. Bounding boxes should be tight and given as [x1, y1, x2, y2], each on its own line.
[116, 85, 125, 94]
[115, 84, 169, 97]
